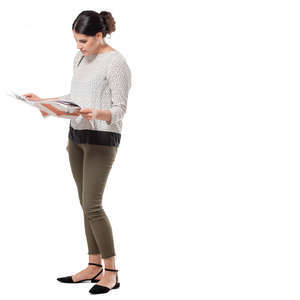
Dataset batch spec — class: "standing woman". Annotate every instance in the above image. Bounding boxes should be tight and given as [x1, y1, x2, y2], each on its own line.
[23, 10, 131, 295]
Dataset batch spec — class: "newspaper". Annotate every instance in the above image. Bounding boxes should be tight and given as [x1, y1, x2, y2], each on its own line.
[8, 91, 81, 119]
[7, 91, 96, 129]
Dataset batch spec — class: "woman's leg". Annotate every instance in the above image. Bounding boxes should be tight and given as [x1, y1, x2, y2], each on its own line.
[67, 138, 100, 254]
[80, 143, 119, 287]
[80, 143, 118, 259]
[66, 139, 103, 281]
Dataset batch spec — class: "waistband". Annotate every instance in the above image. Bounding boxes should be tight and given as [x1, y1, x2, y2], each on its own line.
[68, 125, 121, 147]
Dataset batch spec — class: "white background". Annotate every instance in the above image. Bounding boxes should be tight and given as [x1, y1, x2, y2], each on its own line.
[0, 0, 299, 299]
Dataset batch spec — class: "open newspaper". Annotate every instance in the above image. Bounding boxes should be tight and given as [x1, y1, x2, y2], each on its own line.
[8, 91, 81, 119]
[8, 91, 96, 129]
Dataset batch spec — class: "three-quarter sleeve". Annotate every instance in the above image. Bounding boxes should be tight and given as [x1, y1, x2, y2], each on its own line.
[106, 57, 132, 125]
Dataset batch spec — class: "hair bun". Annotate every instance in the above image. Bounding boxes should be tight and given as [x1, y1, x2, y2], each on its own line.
[99, 11, 116, 36]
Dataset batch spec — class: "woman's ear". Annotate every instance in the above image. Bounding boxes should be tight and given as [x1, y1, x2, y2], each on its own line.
[96, 31, 103, 41]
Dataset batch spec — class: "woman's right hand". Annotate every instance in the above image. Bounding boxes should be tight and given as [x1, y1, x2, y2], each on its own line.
[22, 93, 42, 101]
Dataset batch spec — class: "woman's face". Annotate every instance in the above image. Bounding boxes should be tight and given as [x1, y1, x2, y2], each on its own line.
[73, 30, 102, 56]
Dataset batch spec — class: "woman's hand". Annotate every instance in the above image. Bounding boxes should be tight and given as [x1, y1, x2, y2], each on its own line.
[79, 108, 98, 120]
[78, 108, 112, 123]
[22, 93, 41, 101]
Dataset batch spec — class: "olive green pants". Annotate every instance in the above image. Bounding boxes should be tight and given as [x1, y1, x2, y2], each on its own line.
[66, 138, 118, 258]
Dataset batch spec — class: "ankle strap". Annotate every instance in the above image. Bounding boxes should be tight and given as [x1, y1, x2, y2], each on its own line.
[104, 267, 119, 272]
[89, 262, 102, 267]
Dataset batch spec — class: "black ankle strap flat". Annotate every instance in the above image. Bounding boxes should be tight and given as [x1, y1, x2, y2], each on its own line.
[89, 268, 120, 294]
[57, 263, 103, 284]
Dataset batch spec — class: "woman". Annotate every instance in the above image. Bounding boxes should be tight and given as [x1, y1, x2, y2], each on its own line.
[23, 10, 131, 295]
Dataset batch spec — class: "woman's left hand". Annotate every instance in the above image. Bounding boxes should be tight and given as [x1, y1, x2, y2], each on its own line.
[78, 108, 98, 120]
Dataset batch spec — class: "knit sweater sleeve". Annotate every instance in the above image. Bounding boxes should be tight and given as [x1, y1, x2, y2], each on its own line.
[58, 51, 82, 101]
[106, 56, 132, 125]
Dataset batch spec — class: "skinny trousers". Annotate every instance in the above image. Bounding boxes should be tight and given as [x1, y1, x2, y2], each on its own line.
[66, 138, 118, 258]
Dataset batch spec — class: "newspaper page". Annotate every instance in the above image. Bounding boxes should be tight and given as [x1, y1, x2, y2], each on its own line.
[7, 91, 81, 119]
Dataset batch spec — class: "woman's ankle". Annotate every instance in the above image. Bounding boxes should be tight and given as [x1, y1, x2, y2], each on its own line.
[89, 253, 102, 265]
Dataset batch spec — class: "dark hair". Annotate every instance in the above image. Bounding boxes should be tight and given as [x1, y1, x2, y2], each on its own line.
[72, 10, 116, 38]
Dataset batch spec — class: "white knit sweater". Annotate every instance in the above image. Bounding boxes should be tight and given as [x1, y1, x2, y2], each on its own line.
[59, 49, 131, 146]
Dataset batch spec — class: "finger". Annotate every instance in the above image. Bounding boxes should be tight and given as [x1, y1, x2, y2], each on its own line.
[91, 110, 97, 120]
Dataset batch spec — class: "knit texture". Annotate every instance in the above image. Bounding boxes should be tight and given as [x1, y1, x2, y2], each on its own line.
[59, 49, 131, 135]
